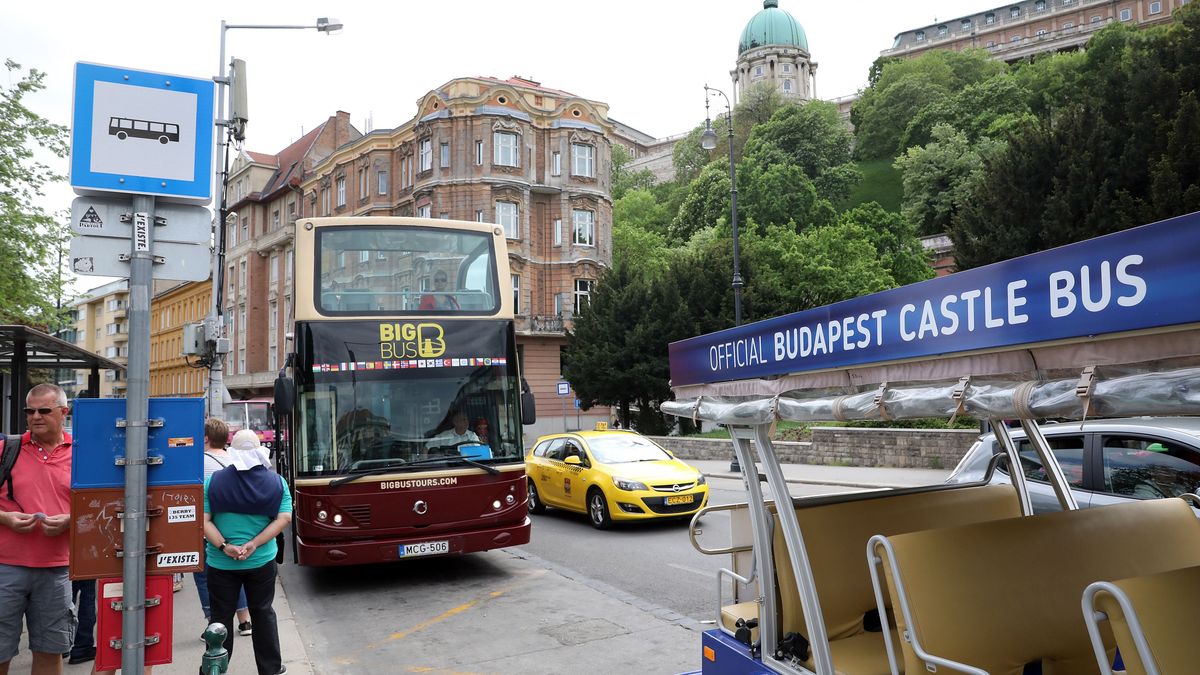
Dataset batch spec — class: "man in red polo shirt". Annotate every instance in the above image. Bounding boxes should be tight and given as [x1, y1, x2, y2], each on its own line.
[0, 383, 73, 675]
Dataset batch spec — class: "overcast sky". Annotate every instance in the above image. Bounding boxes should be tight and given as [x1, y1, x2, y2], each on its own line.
[6, 0, 994, 293]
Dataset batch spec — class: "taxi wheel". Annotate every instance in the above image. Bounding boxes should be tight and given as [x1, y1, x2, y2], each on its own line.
[587, 489, 612, 530]
[527, 479, 546, 514]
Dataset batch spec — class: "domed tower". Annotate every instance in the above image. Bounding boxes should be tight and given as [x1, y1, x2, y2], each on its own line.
[732, 0, 816, 104]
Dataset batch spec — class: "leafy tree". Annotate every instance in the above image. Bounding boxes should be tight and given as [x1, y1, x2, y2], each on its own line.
[852, 49, 1005, 160]
[668, 162, 730, 243]
[838, 202, 933, 286]
[612, 191, 672, 279]
[0, 60, 70, 327]
[611, 144, 656, 201]
[744, 101, 861, 202]
[900, 75, 1032, 150]
[737, 160, 835, 232]
[895, 124, 1002, 236]
[1150, 91, 1200, 217]
[672, 122, 713, 186]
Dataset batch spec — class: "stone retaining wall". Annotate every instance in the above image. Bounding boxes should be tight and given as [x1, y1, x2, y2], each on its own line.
[649, 427, 980, 470]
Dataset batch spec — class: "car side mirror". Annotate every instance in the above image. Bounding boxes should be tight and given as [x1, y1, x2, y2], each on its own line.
[564, 455, 582, 466]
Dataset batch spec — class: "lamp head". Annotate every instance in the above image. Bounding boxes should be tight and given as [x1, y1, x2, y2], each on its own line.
[701, 125, 718, 151]
[316, 17, 343, 33]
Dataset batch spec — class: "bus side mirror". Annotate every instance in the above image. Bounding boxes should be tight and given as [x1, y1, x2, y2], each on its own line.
[274, 375, 294, 413]
[521, 377, 536, 425]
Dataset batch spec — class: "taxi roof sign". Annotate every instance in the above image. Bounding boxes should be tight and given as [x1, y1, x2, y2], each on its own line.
[70, 62, 214, 204]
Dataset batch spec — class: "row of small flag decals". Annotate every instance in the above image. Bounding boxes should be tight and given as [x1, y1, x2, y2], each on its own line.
[312, 357, 508, 372]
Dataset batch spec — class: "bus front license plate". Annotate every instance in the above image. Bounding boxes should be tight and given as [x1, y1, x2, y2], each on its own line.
[399, 540, 450, 557]
[666, 495, 694, 506]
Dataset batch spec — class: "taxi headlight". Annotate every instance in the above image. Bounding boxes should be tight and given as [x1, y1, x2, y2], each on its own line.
[696, 474, 706, 486]
[613, 477, 649, 492]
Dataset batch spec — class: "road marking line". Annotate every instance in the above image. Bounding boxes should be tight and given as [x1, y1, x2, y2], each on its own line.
[667, 562, 712, 578]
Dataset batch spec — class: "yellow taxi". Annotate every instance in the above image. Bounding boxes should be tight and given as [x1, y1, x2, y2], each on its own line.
[525, 428, 709, 529]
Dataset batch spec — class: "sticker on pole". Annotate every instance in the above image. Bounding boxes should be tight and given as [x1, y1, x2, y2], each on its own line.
[156, 552, 200, 568]
[166, 505, 196, 523]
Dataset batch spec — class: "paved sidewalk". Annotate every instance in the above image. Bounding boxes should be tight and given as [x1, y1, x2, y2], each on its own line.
[690, 459, 951, 489]
[9, 573, 311, 674]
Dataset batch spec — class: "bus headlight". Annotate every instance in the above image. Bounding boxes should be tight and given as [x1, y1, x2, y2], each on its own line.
[317, 510, 328, 521]
[333, 514, 343, 524]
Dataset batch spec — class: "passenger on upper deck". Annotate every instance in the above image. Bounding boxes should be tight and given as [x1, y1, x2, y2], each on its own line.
[419, 271, 459, 310]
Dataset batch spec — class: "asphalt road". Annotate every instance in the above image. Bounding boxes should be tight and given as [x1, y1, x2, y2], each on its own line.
[275, 474, 866, 674]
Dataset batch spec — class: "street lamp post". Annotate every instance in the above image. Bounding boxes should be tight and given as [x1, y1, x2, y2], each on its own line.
[207, 18, 343, 420]
[702, 85, 744, 472]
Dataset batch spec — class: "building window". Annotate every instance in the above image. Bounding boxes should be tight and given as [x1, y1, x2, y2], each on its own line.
[754, 65, 764, 76]
[1035, 0, 1046, 11]
[241, 217, 248, 240]
[377, 170, 388, 195]
[1119, 7, 1132, 20]
[1063, 22, 1074, 29]
[493, 132, 519, 167]
[227, 221, 236, 247]
[782, 63, 792, 73]
[552, 151, 561, 176]
[511, 274, 520, 313]
[419, 139, 432, 171]
[961, 19, 972, 30]
[359, 250, 370, 263]
[321, 189, 330, 215]
[496, 201, 519, 238]
[286, 250, 293, 283]
[1036, 28, 1047, 36]
[1150, 1, 1162, 13]
[783, 79, 793, 92]
[270, 253, 279, 284]
[1011, 34, 1022, 42]
[416, 204, 431, 218]
[475, 140, 484, 165]
[574, 279, 592, 314]
[238, 260, 246, 288]
[572, 209, 594, 246]
[571, 144, 594, 177]
[440, 142, 450, 168]
[938, 24, 948, 36]
[915, 30, 926, 41]
[986, 12, 996, 24]
[554, 293, 562, 316]
[336, 177, 346, 207]
[475, 210, 485, 222]
[554, 218, 562, 246]
[1010, 6, 1020, 18]
[268, 301, 278, 371]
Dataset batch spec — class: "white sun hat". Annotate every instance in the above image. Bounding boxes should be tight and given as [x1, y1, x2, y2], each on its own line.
[228, 429, 272, 471]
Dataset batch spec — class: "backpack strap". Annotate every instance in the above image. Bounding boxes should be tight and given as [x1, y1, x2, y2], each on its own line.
[0, 435, 22, 502]
[204, 451, 229, 468]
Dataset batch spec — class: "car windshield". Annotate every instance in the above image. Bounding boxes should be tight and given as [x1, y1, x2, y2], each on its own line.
[587, 435, 671, 464]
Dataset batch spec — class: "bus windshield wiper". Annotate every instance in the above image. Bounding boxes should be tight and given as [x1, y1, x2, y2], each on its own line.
[329, 455, 500, 488]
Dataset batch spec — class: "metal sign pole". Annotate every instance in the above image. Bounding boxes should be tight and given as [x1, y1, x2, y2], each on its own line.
[122, 194, 154, 673]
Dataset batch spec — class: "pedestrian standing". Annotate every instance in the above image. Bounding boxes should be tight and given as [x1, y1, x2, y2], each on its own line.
[65, 580, 95, 664]
[194, 418, 252, 635]
[0, 384, 75, 675]
[203, 430, 292, 675]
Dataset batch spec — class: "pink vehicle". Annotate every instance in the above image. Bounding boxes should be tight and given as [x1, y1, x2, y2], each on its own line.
[224, 397, 276, 450]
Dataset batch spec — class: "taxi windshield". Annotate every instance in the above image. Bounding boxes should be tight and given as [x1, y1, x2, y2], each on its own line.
[587, 435, 672, 464]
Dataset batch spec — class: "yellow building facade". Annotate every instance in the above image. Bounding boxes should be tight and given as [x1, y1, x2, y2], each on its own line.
[150, 280, 211, 397]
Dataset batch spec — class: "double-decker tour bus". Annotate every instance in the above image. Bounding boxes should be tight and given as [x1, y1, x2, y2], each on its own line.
[224, 396, 275, 450]
[273, 217, 535, 566]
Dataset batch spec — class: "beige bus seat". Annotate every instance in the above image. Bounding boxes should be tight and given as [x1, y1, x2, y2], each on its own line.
[1084, 564, 1200, 675]
[754, 484, 1020, 673]
[875, 498, 1200, 675]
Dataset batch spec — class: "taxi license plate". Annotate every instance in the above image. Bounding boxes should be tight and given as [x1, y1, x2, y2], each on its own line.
[665, 494, 694, 506]
[398, 540, 449, 558]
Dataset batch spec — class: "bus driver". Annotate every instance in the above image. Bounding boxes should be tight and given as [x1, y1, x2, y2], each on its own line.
[427, 411, 480, 453]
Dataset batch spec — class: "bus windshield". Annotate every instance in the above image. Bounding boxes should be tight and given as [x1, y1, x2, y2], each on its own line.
[295, 363, 522, 477]
[316, 226, 498, 314]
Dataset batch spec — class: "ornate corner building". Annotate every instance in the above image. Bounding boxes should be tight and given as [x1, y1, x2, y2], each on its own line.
[222, 77, 625, 437]
[884, 0, 1188, 63]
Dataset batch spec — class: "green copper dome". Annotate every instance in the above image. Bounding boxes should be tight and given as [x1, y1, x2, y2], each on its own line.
[738, 0, 808, 56]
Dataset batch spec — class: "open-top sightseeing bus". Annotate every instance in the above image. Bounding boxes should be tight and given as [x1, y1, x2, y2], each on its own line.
[274, 217, 535, 566]
[669, 211, 1200, 675]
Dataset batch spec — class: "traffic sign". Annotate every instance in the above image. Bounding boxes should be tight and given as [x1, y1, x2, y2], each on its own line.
[557, 381, 570, 396]
[70, 62, 215, 204]
[574, 398, 581, 409]
[70, 236, 210, 281]
[71, 196, 210, 244]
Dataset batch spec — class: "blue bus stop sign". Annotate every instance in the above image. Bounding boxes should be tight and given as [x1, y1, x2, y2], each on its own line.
[70, 62, 214, 204]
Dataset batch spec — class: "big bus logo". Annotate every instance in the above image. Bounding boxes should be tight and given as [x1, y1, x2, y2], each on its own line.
[379, 322, 446, 359]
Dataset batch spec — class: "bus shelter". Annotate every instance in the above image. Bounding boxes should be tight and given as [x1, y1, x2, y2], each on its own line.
[0, 324, 123, 434]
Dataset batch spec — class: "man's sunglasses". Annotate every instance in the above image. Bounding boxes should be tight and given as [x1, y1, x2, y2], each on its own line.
[24, 407, 59, 416]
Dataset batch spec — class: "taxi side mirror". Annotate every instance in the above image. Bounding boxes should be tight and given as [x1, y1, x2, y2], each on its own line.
[564, 455, 582, 466]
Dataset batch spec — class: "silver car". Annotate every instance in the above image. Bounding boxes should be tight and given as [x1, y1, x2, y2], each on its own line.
[946, 417, 1200, 513]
